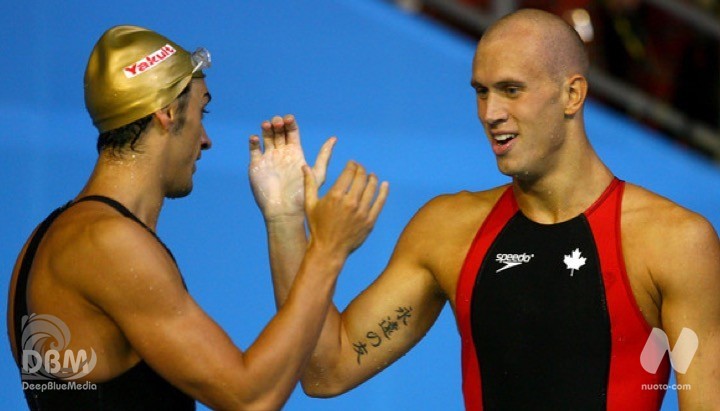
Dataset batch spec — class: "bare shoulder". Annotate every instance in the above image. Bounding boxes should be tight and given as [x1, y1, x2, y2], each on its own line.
[409, 185, 509, 233]
[399, 185, 508, 251]
[622, 183, 720, 288]
[396, 185, 509, 299]
[622, 183, 717, 243]
[45, 202, 184, 301]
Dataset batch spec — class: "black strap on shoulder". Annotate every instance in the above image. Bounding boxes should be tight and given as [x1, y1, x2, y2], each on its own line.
[12, 195, 185, 364]
[12, 201, 73, 364]
[74, 196, 178, 266]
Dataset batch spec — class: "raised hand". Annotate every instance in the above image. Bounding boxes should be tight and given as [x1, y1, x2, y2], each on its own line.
[303, 161, 389, 256]
[249, 115, 335, 221]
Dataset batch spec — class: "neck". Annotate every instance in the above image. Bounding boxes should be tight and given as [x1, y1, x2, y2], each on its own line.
[512, 143, 614, 224]
[77, 151, 165, 230]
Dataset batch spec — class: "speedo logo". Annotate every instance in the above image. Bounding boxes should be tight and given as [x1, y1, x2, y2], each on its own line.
[495, 253, 534, 273]
[123, 44, 177, 78]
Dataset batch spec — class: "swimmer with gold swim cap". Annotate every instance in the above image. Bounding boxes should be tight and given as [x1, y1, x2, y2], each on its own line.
[85, 25, 210, 133]
[8, 24, 388, 410]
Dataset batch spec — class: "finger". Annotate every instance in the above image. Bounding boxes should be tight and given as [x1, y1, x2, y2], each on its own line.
[271, 115, 287, 147]
[328, 161, 358, 196]
[283, 114, 301, 146]
[311, 137, 337, 187]
[249, 135, 262, 162]
[346, 162, 367, 200]
[303, 165, 318, 210]
[367, 181, 390, 223]
[359, 173, 379, 211]
[261, 120, 274, 150]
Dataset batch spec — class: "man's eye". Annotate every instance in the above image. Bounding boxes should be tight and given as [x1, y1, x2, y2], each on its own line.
[475, 88, 488, 98]
[505, 87, 520, 96]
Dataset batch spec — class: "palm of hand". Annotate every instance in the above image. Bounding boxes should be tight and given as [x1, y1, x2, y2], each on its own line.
[249, 143, 307, 218]
[248, 115, 334, 220]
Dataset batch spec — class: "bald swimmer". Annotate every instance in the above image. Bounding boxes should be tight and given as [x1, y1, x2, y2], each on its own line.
[253, 9, 720, 410]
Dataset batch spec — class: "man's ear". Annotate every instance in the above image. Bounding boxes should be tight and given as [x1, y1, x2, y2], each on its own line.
[564, 74, 588, 118]
[153, 102, 177, 132]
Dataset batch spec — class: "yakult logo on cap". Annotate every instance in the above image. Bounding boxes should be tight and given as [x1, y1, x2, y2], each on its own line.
[123, 44, 177, 78]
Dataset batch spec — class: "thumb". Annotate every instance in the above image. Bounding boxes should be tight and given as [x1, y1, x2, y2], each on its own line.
[303, 165, 318, 211]
[312, 136, 337, 187]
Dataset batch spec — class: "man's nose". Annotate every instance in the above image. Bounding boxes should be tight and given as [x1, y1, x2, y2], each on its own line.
[200, 126, 212, 150]
[480, 94, 508, 126]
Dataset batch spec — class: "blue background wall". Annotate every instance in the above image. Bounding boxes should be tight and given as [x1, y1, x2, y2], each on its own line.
[1, 1, 718, 409]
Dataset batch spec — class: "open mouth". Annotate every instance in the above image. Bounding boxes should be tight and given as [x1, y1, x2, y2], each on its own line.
[494, 133, 517, 146]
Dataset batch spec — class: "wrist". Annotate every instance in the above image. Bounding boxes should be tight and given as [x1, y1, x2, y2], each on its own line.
[304, 242, 346, 271]
[264, 213, 305, 225]
[265, 215, 307, 246]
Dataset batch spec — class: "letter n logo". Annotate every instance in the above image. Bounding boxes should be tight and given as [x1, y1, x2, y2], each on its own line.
[640, 327, 698, 374]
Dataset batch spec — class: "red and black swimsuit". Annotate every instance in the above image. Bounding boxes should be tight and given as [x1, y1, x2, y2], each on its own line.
[456, 179, 670, 410]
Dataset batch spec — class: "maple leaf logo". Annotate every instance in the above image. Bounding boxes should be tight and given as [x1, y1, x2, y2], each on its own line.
[563, 248, 586, 276]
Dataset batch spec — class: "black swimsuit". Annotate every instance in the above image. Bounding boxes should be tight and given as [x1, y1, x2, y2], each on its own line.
[11, 196, 195, 410]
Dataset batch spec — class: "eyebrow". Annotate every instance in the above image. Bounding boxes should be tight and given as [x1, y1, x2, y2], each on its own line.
[470, 79, 525, 89]
[495, 80, 525, 88]
[470, 80, 483, 89]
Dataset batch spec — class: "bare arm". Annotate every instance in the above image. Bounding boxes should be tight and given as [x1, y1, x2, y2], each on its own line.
[265, 205, 448, 398]
[300, 205, 449, 396]
[249, 116, 449, 396]
[248, 115, 335, 306]
[654, 213, 720, 410]
[73, 160, 385, 410]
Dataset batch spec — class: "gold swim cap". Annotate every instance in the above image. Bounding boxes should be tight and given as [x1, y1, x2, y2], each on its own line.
[84, 25, 209, 133]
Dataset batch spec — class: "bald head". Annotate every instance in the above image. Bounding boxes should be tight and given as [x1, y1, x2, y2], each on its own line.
[479, 9, 589, 83]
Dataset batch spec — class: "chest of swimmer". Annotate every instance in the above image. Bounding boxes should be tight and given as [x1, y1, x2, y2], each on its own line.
[471, 213, 610, 407]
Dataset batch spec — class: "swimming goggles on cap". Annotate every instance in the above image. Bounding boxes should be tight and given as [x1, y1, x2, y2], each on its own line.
[191, 47, 211, 74]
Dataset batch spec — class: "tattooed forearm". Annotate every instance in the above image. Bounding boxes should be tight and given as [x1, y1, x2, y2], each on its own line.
[353, 306, 414, 364]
